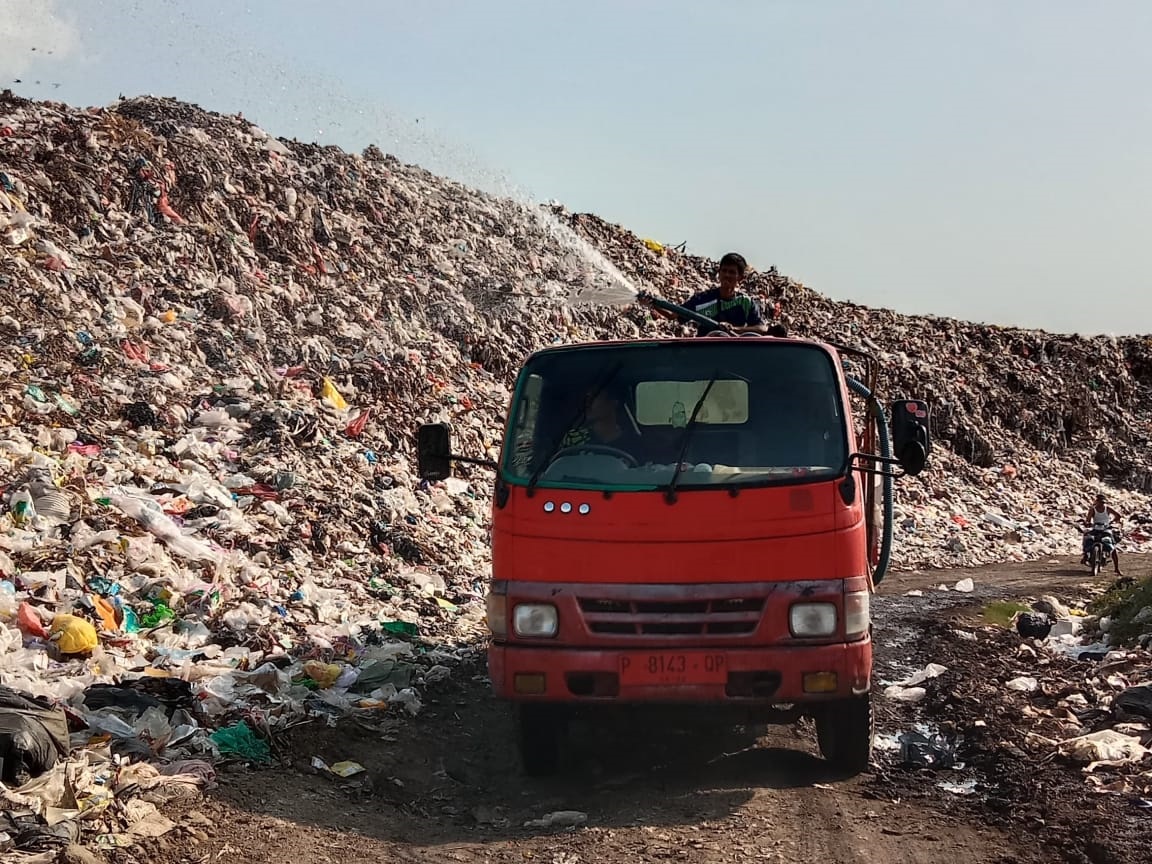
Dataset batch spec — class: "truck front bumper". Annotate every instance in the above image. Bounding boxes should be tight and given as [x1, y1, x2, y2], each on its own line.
[488, 638, 871, 703]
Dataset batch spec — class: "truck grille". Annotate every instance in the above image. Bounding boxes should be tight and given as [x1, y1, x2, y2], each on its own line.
[578, 596, 765, 636]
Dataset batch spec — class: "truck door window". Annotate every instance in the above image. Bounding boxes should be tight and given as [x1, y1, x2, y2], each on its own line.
[509, 374, 542, 475]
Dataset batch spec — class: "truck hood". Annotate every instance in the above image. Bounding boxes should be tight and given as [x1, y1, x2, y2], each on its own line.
[491, 481, 868, 583]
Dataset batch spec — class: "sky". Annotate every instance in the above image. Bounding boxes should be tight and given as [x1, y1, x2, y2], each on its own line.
[3, 0, 1151, 334]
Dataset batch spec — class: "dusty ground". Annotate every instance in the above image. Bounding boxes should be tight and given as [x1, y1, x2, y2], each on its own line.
[125, 558, 1152, 864]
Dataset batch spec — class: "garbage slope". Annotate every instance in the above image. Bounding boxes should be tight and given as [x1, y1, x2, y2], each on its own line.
[2, 91, 1151, 618]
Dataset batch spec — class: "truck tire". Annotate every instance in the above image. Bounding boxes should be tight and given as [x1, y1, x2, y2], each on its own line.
[815, 694, 873, 775]
[518, 704, 564, 777]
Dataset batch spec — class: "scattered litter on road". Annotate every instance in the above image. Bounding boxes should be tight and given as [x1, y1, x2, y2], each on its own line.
[524, 810, 589, 829]
[1114, 685, 1152, 720]
[1058, 730, 1148, 766]
[937, 777, 979, 795]
[899, 731, 958, 769]
[311, 757, 366, 778]
[885, 686, 928, 704]
[1016, 612, 1053, 639]
[1006, 676, 1040, 693]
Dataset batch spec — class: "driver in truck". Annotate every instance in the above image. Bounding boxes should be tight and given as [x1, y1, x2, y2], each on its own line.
[559, 387, 642, 455]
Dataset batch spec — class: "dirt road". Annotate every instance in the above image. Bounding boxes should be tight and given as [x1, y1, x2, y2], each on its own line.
[143, 560, 1151, 864]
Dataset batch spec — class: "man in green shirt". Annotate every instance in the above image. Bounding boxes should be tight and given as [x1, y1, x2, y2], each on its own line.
[642, 252, 771, 336]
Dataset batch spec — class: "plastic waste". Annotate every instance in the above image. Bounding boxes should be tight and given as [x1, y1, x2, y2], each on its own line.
[1005, 676, 1039, 693]
[382, 620, 419, 638]
[1016, 612, 1053, 639]
[524, 810, 588, 829]
[133, 706, 173, 752]
[82, 685, 164, 718]
[901, 663, 948, 687]
[108, 491, 219, 562]
[302, 661, 342, 689]
[311, 757, 366, 778]
[1058, 729, 1147, 765]
[388, 687, 423, 715]
[139, 602, 176, 629]
[1114, 685, 1152, 720]
[209, 722, 271, 762]
[9, 488, 35, 526]
[899, 731, 958, 769]
[0, 580, 16, 619]
[884, 685, 927, 703]
[320, 377, 348, 411]
[48, 615, 99, 655]
[353, 658, 413, 692]
[0, 685, 71, 785]
[17, 603, 48, 639]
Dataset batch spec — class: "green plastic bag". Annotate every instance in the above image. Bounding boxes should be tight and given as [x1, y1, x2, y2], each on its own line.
[209, 722, 270, 762]
[382, 620, 418, 638]
[140, 601, 176, 628]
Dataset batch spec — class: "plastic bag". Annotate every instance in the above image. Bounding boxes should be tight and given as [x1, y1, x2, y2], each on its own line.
[320, 377, 348, 411]
[353, 658, 413, 692]
[345, 410, 370, 438]
[302, 661, 342, 689]
[1058, 729, 1147, 764]
[16, 603, 48, 639]
[0, 685, 70, 786]
[1115, 685, 1152, 720]
[109, 491, 219, 562]
[48, 614, 98, 655]
[898, 731, 957, 769]
[209, 722, 270, 762]
[83, 684, 164, 718]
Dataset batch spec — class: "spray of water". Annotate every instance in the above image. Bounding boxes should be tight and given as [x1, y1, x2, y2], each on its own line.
[54, 1, 641, 308]
[521, 205, 639, 306]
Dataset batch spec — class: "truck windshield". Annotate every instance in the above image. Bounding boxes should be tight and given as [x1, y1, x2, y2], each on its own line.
[502, 341, 849, 491]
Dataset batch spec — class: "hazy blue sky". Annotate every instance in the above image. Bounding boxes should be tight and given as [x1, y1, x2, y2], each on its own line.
[4, 0, 1150, 334]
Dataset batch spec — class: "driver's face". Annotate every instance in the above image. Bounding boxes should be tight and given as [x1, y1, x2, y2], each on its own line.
[585, 393, 617, 423]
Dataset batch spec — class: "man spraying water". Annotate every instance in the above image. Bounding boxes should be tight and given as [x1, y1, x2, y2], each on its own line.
[639, 252, 783, 336]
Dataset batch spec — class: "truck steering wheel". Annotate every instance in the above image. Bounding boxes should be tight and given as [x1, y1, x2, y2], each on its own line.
[551, 444, 639, 467]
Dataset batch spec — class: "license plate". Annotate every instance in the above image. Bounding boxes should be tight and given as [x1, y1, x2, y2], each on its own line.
[619, 652, 728, 686]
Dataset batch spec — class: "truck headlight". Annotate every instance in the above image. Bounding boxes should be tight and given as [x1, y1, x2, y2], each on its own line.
[789, 602, 837, 637]
[513, 603, 558, 638]
[844, 589, 870, 639]
[486, 592, 507, 637]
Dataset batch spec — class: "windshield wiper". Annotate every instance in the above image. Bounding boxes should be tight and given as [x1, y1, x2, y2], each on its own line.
[665, 369, 720, 504]
[526, 362, 623, 494]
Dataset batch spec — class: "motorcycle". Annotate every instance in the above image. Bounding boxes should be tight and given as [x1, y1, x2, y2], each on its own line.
[1083, 525, 1119, 577]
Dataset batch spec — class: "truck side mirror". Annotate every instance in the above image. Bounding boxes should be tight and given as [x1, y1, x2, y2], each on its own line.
[416, 423, 453, 481]
[890, 400, 931, 476]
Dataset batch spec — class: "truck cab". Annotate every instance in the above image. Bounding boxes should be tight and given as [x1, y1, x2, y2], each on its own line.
[417, 333, 930, 776]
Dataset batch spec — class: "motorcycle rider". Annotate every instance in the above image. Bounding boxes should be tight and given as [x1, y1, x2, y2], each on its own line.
[1082, 493, 1123, 573]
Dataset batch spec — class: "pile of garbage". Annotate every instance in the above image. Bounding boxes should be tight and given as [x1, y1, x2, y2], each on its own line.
[946, 605, 1152, 799]
[3, 89, 1152, 847]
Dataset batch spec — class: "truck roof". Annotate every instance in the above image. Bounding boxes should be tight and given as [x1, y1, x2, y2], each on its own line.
[524, 335, 841, 359]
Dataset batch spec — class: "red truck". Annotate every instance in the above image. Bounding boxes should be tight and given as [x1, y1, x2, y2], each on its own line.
[418, 312, 930, 777]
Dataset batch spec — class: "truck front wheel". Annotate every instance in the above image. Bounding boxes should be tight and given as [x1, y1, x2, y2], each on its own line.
[517, 704, 565, 777]
[814, 694, 874, 775]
